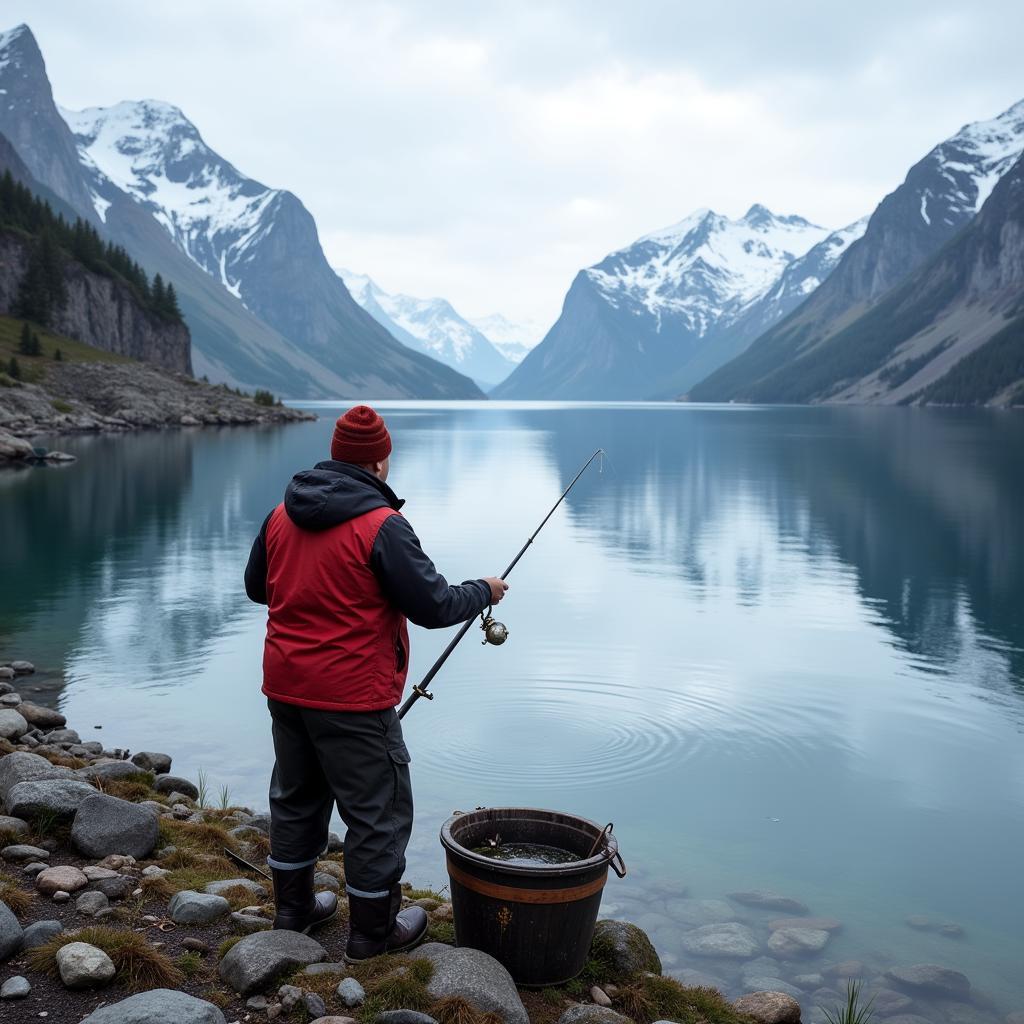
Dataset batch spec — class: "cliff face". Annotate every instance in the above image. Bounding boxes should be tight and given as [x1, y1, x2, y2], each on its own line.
[0, 230, 191, 374]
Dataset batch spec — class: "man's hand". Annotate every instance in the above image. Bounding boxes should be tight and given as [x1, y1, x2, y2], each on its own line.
[483, 577, 509, 605]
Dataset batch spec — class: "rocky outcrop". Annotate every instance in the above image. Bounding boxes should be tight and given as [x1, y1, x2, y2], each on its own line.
[0, 360, 312, 453]
[0, 231, 191, 373]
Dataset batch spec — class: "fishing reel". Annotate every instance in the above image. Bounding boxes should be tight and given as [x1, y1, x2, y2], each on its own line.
[480, 607, 509, 646]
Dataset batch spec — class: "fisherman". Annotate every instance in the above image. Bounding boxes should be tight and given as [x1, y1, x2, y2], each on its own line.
[244, 404, 508, 961]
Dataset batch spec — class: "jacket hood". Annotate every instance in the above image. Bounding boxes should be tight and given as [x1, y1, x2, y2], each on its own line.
[284, 461, 404, 532]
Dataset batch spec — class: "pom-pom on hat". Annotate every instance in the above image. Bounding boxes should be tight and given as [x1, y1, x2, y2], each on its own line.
[330, 405, 392, 464]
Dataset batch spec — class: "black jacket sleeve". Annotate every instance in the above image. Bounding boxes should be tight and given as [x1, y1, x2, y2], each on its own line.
[371, 514, 491, 628]
[244, 512, 273, 605]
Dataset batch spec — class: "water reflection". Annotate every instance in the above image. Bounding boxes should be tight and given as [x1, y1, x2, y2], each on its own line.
[2, 404, 1023, 1013]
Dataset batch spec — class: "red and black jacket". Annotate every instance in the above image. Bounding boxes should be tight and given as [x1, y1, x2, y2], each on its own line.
[244, 461, 490, 712]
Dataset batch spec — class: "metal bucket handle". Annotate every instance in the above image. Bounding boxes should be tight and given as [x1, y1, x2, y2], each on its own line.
[588, 822, 627, 878]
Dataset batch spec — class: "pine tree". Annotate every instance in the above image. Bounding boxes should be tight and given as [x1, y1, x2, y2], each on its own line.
[152, 273, 166, 311]
[30, 331, 42, 356]
[163, 282, 181, 320]
[18, 321, 33, 355]
[7, 356, 20, 380]
[53, 347, 63, 361]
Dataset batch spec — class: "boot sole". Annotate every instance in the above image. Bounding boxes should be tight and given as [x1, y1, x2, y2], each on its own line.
[273, 907, 338, 935]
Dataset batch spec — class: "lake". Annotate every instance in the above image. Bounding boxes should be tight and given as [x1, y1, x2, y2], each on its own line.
[2, 402, 1023, 1018]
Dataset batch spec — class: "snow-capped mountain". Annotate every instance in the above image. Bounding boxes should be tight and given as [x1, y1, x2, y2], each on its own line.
[495, 205, 833, 399]
[467, 313, 544, 364]
[337, 270, 516, 388]
[0, 23, 481, 398]
[692, 96, 1024, 401]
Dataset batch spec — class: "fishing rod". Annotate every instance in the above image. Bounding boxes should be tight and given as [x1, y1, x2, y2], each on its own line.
[397, 448, 605, 720]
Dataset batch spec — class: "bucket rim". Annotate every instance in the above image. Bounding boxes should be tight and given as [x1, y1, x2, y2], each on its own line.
[439, 805, 620, 877]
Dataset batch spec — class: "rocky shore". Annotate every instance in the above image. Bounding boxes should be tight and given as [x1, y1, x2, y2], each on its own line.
[0, 657, 1018, 1024]
[0, 361, 313, 462]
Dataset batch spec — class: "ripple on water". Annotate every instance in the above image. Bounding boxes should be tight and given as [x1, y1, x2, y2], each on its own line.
[413, 667, 837, 788]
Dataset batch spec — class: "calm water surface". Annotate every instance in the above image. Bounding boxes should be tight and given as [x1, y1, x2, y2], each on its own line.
[2, 403, 1022, 1016]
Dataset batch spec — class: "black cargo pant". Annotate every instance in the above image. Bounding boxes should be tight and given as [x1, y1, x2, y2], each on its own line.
[266, 698, 413, 898]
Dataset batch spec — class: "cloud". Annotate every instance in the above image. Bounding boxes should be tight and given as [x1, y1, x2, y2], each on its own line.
[9, 0, 1024, 330]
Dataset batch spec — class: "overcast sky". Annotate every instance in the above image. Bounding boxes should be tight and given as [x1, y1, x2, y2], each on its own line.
[9, 1, 1024, 332]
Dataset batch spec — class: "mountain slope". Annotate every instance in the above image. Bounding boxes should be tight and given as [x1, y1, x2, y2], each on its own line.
[337, 270, 516, 388]
[494, 205, 831, 399]
[691, 152, 1024, 406]
[467, 313, 543, 365]
[692, 98, 1024, 401]
[61, 99, 483, 399]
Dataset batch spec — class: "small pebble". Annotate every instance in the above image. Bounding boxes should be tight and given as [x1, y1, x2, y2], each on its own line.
[182, 937, 209, 953]
[304, 992, 328, 1018]
[590, 986, 612, 1007]
[247, 996, 269, 1010]
[52, 890, 70, 903]
[267, 1005, 282, 1020]
[1, 976, 31, 999]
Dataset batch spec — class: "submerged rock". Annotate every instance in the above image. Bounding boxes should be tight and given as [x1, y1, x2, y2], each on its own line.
[591, 919, 663, 976]
[767, 926, 831, 957]
[884, 964, 971, 997]
[732, 991, 802, 1024]
[681, 922, 761, 959]
[78, 988, 227, 1023]
[728, 890, 810, 914]
[666, 897, 737, 926]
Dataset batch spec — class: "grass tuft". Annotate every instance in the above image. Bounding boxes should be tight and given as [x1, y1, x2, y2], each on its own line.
[426, 919, 456, 945]
[98, 780, 155, 802]
[157, 818, 237, 855]
[26, 926, 183, 991]
[355, 956, 436, 1023]
[217, 935, 244, 960]
[434, 996, 481, 1024]
[177, 950, 205, 978]
[821, 980, 876, 1024]
[0, 875, 33, 917]
[614, 976, 750, 1024]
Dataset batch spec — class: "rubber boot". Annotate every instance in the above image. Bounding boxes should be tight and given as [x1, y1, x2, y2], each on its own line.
[271, 865, 338, 933]
[344, 885, 429, 962]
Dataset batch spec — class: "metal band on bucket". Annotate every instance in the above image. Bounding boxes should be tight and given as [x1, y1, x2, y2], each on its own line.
[446, 857, 607, 905]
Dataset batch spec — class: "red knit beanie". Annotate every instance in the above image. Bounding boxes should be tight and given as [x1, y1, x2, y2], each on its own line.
[330, 405, 392, 464]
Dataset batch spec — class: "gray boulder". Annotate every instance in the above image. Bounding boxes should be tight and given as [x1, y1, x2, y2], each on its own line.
[411, 944, 528, 1024]
[76, 890, 111, 917]
[0, 900, 23, 960]
[71, 793, 159, 859]
[90, 874, 138, 901]
[0, 757, 49, 800]
[10, 662, 34, 675]
[884, 964, 971, 997]
[36, 864, 89, 895]
[21, 919, 62, 950]
[131, 751, 172, 774]
[337, 976, 366, 1007]
[6, 778, 97, 820]
[169, 890, 231, 925]
[0, 815, 29, 838]
[154, 775, 199, 799]
[375, 1014, 437, 1024]
[15, 702, 65, 729]
[56, 941, 116, 988]
[728, 890, 810, 914]
[230, 912, 272, 934]
[1, 843, 49, 862]
[557, 1008, 632, 1024]
[204, 877, 268, 898]
[77, 761, 152, 784]
[732, 991, 802, 1023]
[681, 922, 761, 959]
[1, 975, 30, 998]
[45, 728, 82, 744]
[592, 919, 662, 976]
[0, 710, 29, 740]
[78, 988, 228, 1023]
[218, 929, 327, 995]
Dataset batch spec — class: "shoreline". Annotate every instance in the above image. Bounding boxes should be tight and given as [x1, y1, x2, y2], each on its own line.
[0, 361, 315, 463]
[0, 655, 788, 1024]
